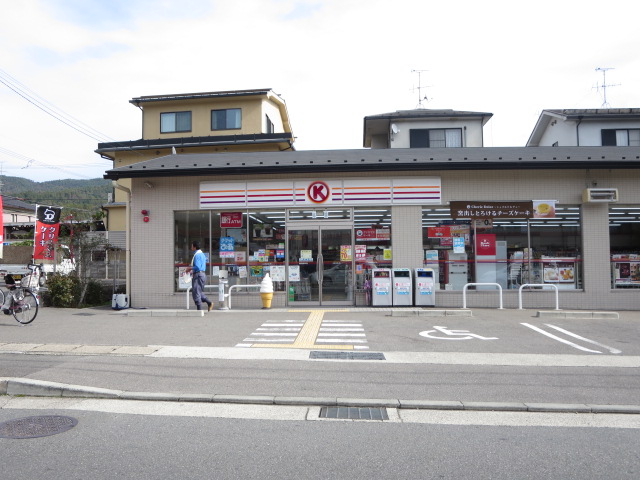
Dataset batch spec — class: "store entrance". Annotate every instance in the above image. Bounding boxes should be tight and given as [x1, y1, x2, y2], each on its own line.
[287, 224, 353, 306]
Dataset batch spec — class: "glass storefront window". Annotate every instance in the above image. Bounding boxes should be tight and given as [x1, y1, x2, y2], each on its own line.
[609, 206, 640, 288]
[174, 209, 287, 293]
[174, 207, 397, 302]
[247, 210, 286, 292]
[422, 206, 582, 290]
[353, 208, 392, 296]
[175, 211, 213, 290]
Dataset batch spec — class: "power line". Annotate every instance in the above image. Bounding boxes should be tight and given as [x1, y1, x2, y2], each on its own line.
[0, 146, 102, 179]
[0, 67, 168, 176]
[0, 68, 114, 143]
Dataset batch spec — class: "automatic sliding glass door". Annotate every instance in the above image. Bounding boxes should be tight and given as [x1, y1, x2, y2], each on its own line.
[288, 225, 353, 306]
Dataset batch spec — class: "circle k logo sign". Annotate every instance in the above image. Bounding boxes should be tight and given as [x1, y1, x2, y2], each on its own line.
[307, 181, 330, 204]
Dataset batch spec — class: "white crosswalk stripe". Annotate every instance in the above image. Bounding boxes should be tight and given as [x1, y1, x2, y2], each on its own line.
[236, 316, 369, 349]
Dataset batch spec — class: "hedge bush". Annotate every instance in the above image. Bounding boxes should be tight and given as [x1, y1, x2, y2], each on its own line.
[46, 273, 80, 307]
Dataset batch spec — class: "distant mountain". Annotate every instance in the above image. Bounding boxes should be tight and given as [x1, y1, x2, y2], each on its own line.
[1, 175, 111, 219]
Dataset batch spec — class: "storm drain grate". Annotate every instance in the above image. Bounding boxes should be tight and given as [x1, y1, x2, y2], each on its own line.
[320, 406, 389, 420]
[310, 351, 385, 360]
[0, 416, 78, 439]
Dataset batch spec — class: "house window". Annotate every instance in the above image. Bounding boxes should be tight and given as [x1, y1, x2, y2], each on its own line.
[212, 108, 241, 130]
[410, 129, 463, 148]
[160, 111, 192, 133]
[602, 129, 640, 146]
[265, 114, 274, 134]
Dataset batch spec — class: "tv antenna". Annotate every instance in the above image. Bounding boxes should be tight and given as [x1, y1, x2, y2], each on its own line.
[595, 67, 620, 108]
[411, 69, 431, 108]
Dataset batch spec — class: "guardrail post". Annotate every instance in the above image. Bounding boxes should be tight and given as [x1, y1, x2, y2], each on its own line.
[186, 284, 220, 310]
[518, 284, 560, 310]
[462, 283, 503, 309]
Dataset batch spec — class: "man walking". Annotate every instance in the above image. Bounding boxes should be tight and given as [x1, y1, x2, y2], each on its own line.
[186, 241, 213, 311]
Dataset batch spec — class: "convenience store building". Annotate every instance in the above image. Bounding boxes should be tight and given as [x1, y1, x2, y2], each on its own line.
[103, 146, 640, 311]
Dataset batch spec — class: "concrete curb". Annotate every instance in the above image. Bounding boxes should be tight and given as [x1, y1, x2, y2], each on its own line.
[126, 309, 205, 317]
[536, 311, 620, 320]
[2, 378, 639, 414]
[390, 309, 473, 317]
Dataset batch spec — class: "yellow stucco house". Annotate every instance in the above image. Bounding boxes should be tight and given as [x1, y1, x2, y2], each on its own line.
[96, 88, 294, 240]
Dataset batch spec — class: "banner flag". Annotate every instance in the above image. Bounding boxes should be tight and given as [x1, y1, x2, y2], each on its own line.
[0, 195, 4, 258]
[33, 205, 62, 260]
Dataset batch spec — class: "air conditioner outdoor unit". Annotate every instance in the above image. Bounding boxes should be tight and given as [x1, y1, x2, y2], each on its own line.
[582, 188, 619, 203]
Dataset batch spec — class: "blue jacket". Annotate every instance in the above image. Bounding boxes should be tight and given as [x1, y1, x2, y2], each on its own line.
[192, 250, 207, 273]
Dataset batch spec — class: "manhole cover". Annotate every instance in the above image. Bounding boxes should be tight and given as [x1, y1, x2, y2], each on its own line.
[310, 351, 386, 360]
[320, 406, 388, 420]
[0, 416, 78, 439]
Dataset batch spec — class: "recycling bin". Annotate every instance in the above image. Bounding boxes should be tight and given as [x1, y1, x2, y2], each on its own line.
[371, 268, 392, 306]
[414, 268, 435, 306]
[392, 268, 413, 306]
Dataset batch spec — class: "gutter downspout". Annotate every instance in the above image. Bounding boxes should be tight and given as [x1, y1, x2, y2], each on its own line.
[576, 116, 583, 146]
[112, 181, 131, 304]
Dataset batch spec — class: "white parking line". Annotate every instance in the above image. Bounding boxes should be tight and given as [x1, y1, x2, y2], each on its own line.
[544, 324, 622, 354]
[521, 323, 602, 353]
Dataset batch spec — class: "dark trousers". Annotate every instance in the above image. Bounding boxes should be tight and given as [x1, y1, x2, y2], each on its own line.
[192, 272, 210, 309]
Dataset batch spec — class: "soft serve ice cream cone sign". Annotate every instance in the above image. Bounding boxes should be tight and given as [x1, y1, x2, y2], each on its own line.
[533, 200, 556, 218]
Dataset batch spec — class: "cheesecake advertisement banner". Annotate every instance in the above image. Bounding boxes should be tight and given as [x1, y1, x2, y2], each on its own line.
[33, 205, 62, 260]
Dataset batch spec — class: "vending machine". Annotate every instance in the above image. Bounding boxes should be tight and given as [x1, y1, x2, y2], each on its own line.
[446, 251, 468, 290]
[392, 268, 413, 306]
[371, 268, 392, 306]
[414, 268, 436, 306]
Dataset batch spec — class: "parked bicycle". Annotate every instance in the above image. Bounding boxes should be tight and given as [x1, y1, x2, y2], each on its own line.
[0, 267, 40, 325]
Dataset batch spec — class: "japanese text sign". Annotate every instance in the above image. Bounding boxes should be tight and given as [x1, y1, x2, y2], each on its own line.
[450, 201, 533, 219]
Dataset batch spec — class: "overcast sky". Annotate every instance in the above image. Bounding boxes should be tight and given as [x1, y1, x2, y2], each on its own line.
[2, 0, 640, 183]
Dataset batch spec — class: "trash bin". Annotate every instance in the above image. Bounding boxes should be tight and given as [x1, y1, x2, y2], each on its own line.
[392, 268, 413, 306]
[414, 268, 435, 306]
[371, 268, 392, 306]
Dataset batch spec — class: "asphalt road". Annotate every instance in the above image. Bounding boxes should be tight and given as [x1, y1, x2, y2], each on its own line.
[1, 399, 639, 480]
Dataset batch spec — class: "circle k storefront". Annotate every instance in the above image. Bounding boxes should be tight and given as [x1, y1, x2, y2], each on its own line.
[175, 177, 438, 307]
[104, 147, 640, 311]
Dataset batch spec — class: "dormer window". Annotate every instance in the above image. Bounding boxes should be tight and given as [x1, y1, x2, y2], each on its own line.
[212, 108, 241, 130]
[409, 128, 462, 148]
[160, 111, 192, 133]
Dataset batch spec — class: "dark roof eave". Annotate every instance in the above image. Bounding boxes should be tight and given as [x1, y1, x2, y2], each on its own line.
[95, 133, 294, 154]
[130, 89, 272, 105]
[103, 159, 640, 181]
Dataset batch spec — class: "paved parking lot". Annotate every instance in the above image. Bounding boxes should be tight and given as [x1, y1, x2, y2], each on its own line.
[1, 306, 639, 358]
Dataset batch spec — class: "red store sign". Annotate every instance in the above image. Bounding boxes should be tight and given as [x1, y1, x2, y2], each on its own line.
[428, 226, 451, 238]
[220, 212, 243, 228]
[475, 234, 497, 256]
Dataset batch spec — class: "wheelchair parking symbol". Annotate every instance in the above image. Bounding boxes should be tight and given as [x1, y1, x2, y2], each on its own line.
[419, 326, 498, 341]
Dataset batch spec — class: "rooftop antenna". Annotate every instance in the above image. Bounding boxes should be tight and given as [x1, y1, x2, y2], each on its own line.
[411, 69, 431, 109]
[595, 67, 620, 108]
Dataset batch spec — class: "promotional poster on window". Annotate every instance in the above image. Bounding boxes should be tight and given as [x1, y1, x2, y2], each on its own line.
[613, 255, 640, 285]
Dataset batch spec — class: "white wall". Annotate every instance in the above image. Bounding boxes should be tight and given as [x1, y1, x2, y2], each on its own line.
[538, 119, 640, 146]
